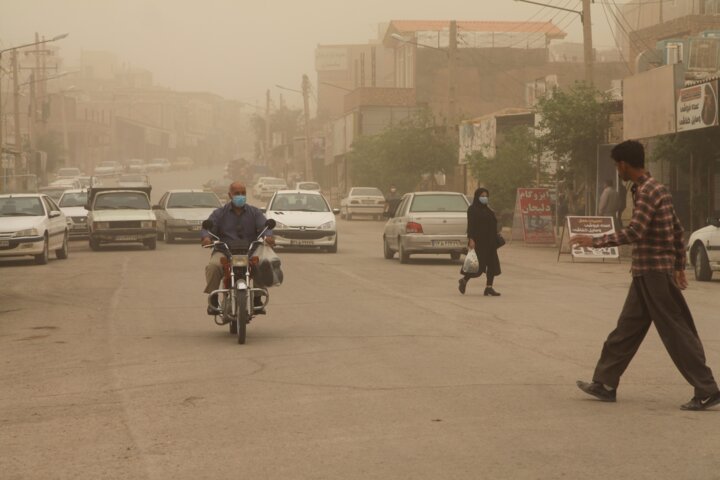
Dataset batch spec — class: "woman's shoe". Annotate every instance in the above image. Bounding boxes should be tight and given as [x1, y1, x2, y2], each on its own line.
[484, 286, 500, 296]
[458, 278, 467, 295]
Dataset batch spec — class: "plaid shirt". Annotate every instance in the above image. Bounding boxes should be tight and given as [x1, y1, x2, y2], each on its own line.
[593, 174, 686, 276]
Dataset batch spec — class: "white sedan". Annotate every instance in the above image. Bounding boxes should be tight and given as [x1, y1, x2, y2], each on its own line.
[688, 216, 720, 281]
[0, 193, 70, 264]
[340, 187, 386, 220]
[58, 189, 89, 238]
[265, 190, 339, 253]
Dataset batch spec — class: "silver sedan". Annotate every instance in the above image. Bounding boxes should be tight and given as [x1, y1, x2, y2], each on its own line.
[382, 191, 469, 263]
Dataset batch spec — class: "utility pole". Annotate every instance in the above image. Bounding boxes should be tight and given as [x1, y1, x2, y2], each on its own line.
[448, 20, 458, 131]
[582, 0, 594, 85]
[301, 74, 313, 181]
[12, 50, 22, 159]
[264, 88, 270, 165]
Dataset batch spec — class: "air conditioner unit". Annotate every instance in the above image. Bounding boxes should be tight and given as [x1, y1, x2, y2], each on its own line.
[656, 39, 688, 64]
[688, 37, 720, 72]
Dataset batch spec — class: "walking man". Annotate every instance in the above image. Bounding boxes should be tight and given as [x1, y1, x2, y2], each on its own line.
[571, 140, 720, 411]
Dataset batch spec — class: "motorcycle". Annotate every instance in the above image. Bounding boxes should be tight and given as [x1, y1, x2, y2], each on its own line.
[202, 218, 276, 344]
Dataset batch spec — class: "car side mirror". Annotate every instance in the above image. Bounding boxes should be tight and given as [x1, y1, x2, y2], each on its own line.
[49, 210, 62, 218]
[265, 219, 276, 229]
[332, 208, 340, 215]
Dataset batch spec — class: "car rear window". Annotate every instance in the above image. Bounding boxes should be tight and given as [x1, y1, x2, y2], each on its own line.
[94, 192, 150, 210]
[409, 195, 468, 213]
[351, 188, 383, 197]
[59, 192, 87, 207]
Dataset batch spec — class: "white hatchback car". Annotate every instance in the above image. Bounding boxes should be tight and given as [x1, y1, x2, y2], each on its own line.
[265, 190, 339, 252]
[58, 189, 89, 238]
[688, 216, 720, 281]
[0, 194, 70, 264]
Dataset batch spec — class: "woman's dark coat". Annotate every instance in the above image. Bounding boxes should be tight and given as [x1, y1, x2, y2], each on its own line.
[464, 203, 501, 277]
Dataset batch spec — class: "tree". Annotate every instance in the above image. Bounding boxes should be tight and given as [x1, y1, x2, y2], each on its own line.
[347, 109, 457, 193]
[468, 126, 538, 224]
[536, 83, 611, 213]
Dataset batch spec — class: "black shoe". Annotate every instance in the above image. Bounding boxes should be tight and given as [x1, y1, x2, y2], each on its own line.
[680, 391, 720, 411]
[458, 278, 467, 295]
[207, 294, 221, 316]
[576, 380, 617, 402]
[484, 286, 501, 296]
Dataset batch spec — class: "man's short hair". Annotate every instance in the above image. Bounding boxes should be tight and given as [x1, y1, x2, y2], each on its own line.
[611, 140, 644, 169]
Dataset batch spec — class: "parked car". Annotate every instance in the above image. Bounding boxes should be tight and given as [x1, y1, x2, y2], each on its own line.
[94, 161, 122, 177]
[0, 193, 69, 264]
[253, 177, 288, 201]
[56, 167, 82, 180]
[382, 191, 470, 264]
[265, 190, 339, 252]
[153, 190, 222, 243]
[146, 158, 171, 172]
[340, 187, 386, 220]
[86, 186, 157, 250]
[126, 159, 147, 173]
[58, 189, 89, 238]
[688, 215, 720, 281]
[173, 157, 194, 170]
[294, 181, 321, 192]
[117, 174, 150, 188]
[50, 178, 82, 189]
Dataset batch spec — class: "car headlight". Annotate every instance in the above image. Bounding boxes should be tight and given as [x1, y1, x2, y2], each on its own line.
[318, 221, 335, 231]
[14, 228, 39, 237]
[273, 221, 287, 229]
[93, 222, 109, 229]
[141, 221, 156, 228]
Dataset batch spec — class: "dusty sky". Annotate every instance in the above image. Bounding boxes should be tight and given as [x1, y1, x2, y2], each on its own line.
[1, 0, 617, 107]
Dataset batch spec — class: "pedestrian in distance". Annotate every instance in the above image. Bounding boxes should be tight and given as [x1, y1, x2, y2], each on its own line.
[458, 188, 501, 297]
[598, 178, 620, 218]
[571, 140, 720, 411]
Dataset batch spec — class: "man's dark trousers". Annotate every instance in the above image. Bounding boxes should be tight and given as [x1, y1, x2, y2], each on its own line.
[592, 271, 719, 397]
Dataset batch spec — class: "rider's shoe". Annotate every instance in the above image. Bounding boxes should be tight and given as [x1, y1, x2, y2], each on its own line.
[207, 294, 221, 316]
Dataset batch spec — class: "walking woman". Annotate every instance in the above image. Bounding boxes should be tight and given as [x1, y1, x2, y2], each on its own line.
[459, 188, 501, 296]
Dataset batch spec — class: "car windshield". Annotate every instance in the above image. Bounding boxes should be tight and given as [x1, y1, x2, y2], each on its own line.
[270, 193, 329, 212]
[351, 188, 383, 197]
[410, 195, 468, 213]
[167, 192, 221, 208]
[59, 192, 88, 207]
[94, 192, 150, 210]
[0, 197, 45, 217]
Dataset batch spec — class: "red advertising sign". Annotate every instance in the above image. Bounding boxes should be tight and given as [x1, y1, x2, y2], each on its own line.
[516, 188, 555, 244]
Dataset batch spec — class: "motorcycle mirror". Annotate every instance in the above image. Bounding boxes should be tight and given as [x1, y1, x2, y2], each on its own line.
[201, 220, 213, 230]
[265, 219, 276, 229]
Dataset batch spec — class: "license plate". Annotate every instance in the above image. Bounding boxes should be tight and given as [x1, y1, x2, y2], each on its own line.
[115, 235, 137, 241]
[0, 240, 9, 247]
[432, 240, 461, 247]
[290, 240, 314, 246]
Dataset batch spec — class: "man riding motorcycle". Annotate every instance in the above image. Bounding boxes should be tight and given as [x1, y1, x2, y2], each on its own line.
[201, 181, 275, 315]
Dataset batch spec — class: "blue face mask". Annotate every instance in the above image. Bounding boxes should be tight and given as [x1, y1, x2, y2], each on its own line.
[231, 195, 247, 208]
[479, 197, 489, 205]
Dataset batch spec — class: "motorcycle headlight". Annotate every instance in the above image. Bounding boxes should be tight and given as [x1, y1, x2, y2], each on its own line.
[141, 221, 156, 228]
[318, 221, 335, 231]
[14, 228, 39, 237]
[93, 222, 109, 229]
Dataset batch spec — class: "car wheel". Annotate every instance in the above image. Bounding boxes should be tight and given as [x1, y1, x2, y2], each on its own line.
[327, 237, 338, 253]
[383, 236, 395, 259]
[89, 237, 100, 251]
[34, 234, 49, 265]
[56, 231, 69, 259]
[694, 245, 713, 281]
[144, 238, 157, 250]
[398, 238, 409, 264]
[157, 229, 165, 241]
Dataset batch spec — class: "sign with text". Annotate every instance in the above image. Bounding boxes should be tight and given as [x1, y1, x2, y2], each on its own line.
[677, 80, 719, 132]
[567, 216, 619, 259]
[516, 188, 555, 244]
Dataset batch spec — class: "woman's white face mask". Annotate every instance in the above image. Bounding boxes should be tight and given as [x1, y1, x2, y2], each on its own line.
[479, 197, 489, 205]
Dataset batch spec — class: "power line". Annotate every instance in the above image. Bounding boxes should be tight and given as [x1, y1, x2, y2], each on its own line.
[606, 0, 659, 55]
[600, 0, 634, 74]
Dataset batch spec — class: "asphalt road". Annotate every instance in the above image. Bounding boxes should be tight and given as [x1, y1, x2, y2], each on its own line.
[2, 170, 720, 479]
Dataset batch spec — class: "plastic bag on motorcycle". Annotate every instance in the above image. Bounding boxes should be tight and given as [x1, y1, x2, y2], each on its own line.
[253, 245, 283, 287]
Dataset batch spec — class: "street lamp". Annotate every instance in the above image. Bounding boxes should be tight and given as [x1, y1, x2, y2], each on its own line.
[0, 33, 69, 155]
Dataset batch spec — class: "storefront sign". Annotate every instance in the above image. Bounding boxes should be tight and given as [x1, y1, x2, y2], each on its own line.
[513, 188, 555, 244]
[677, 80, 719, 132]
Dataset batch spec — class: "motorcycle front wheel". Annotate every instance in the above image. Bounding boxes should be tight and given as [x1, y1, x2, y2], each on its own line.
[235, 290, 249, 344]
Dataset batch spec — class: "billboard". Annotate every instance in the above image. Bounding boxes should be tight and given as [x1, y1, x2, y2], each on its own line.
[677, 80, 719, 132]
